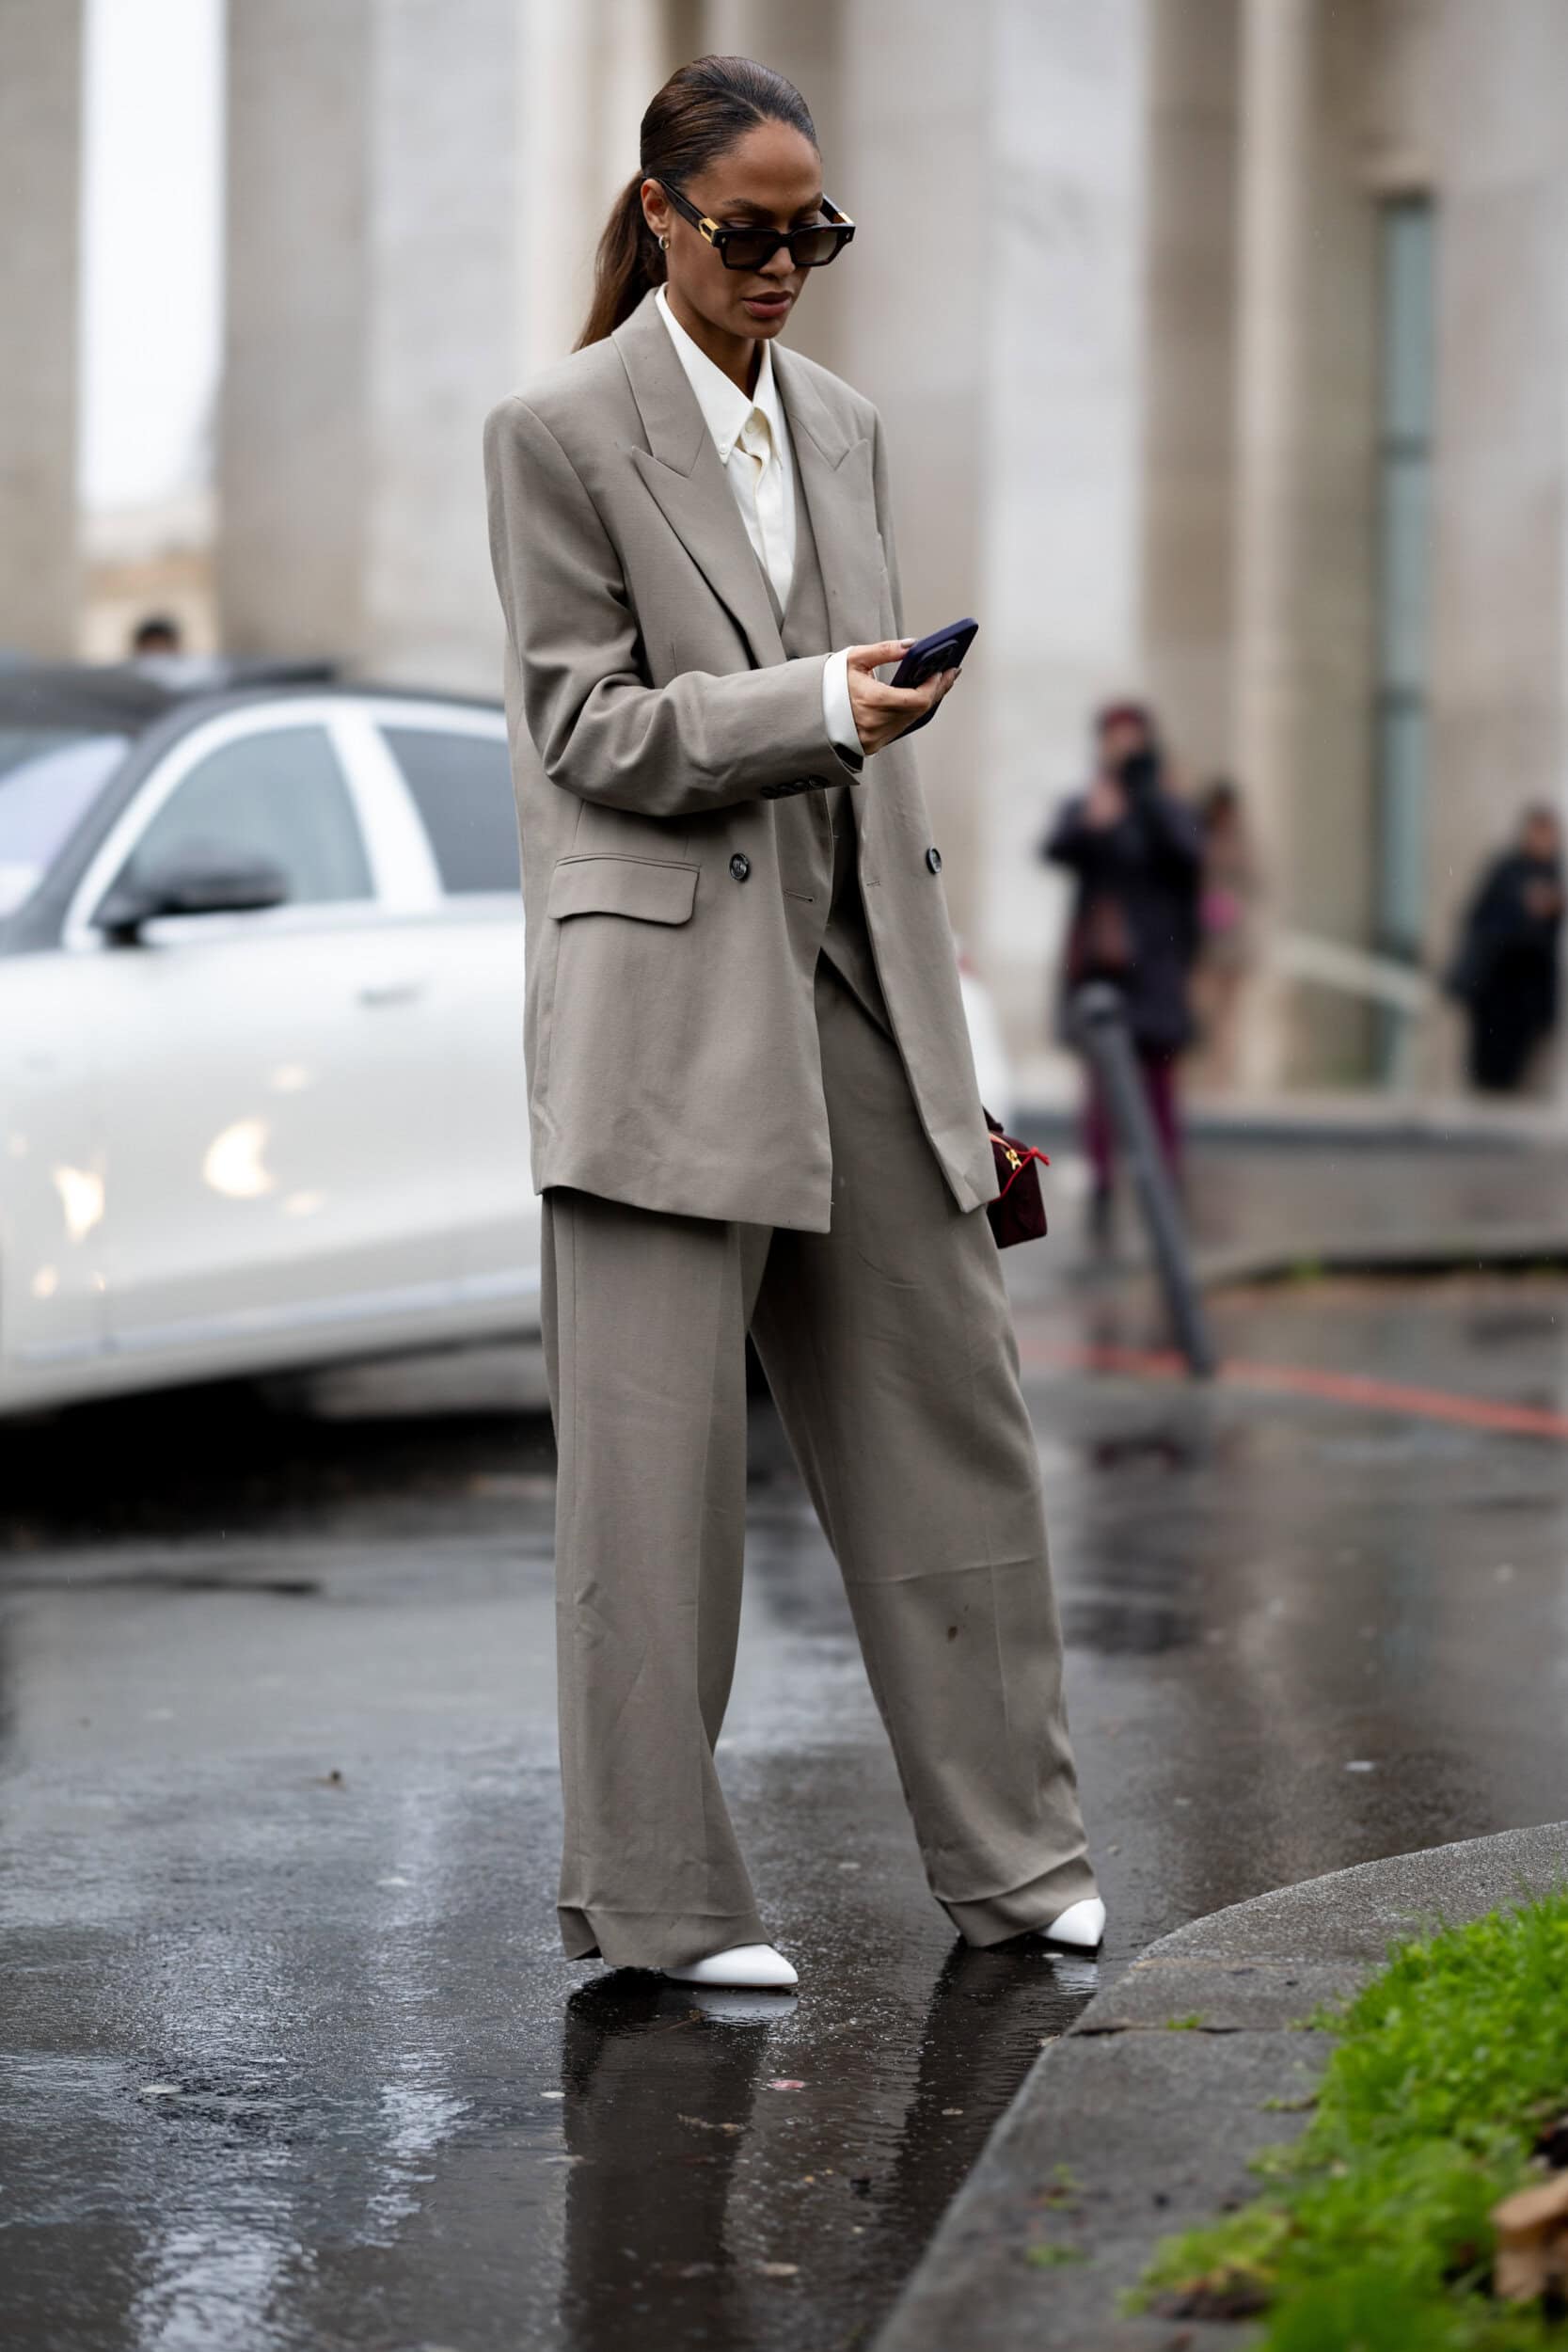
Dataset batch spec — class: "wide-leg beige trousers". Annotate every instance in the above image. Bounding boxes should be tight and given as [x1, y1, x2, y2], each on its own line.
[540, 960, 1097, 1970]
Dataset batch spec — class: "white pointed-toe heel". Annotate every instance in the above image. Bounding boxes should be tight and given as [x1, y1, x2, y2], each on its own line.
[1040, 1897, 1106, 1951]
[662, 1942, 799, 1989]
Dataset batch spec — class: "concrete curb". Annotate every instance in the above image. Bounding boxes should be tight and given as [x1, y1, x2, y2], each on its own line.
[871, 1822, 1568, 2352]
[1044, 1220, 1568, 1300]
[1017, 1098, 1565, 1152]
[1193, 1223, 1568, 1293]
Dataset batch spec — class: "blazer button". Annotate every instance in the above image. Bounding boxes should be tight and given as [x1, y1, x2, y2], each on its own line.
[926, 845, 943, 875]
[729, 851, 752, 882]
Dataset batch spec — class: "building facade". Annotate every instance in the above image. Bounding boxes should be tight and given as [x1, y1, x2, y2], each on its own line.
[5, 0, 1566, 1106]
[1142, 0, 1568, 1098]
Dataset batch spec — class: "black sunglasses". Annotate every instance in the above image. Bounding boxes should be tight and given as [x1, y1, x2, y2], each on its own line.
[656, 180, 855, 272]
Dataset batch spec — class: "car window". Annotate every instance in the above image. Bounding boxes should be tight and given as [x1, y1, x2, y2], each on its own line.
[0, 730, 129, 915]
[380, 725, 520, 895]
[114, 723, 372, 910]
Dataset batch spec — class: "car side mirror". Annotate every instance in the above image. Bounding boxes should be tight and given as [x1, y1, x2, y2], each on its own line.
[98, 846, 290, 945]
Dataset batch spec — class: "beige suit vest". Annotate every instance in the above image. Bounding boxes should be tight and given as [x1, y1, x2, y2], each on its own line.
[768, 462, 892, 1035]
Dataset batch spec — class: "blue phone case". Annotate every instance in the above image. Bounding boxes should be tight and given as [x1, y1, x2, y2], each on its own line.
[890, 618, 978, 734]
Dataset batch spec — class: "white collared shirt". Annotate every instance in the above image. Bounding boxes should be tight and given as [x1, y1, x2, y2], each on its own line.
[656, 286, 863, 767]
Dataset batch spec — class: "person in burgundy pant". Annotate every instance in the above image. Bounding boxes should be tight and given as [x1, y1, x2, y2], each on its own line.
[1043, 702, 1202, 1236]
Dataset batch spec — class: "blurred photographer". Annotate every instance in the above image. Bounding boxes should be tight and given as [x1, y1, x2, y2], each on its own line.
[1043, 701, 1203, 1237]
[1446, 804, 1564, 1093]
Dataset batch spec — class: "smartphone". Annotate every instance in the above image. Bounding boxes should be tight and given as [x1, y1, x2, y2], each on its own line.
[889, 617, 978, 735]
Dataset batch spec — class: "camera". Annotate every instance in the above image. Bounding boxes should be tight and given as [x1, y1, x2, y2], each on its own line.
[1117, 746, 1162, 797]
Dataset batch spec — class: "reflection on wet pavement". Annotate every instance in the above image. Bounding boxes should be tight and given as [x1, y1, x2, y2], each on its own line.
[3, 1279, 1567, 2348]
[555, 1942, 1093, 2352]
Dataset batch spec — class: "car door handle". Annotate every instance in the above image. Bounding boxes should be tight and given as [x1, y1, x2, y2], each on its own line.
[356, 978, 428, 1008]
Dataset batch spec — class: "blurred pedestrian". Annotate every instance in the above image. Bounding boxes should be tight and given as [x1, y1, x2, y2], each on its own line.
[1446, 805, 1564, 1092]
[129, 613, 182, 657]
[483, 54, 1101, 1993]
[1190, 776, 1260, 1093]
[1043, 702, 1202, 1234]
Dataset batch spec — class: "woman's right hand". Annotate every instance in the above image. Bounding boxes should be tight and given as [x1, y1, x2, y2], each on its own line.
[845, 640, 960, 756]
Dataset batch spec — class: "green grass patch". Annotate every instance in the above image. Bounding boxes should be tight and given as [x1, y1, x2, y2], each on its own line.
[1132, 1892, 1568, 2347]
[1035, 2160, 1080, 2207]
[1025, 2241, 1087, 2270]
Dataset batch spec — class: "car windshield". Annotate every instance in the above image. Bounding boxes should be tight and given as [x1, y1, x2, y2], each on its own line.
[0, 728, 130, 915]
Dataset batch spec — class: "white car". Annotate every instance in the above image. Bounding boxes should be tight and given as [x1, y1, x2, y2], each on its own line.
[1, 663, 1012, 1417]
[958, 950, 1014, 1133]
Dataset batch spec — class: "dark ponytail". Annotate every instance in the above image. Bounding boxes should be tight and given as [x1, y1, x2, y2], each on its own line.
[576, 55, 818, 349]
[579, 174, 664, 353]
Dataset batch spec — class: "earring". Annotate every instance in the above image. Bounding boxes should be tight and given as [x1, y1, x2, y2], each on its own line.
[659, 234, 669, 251]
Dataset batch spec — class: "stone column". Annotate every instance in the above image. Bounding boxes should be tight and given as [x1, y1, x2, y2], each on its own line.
[220, 0, 517, 687]
[0, 0, 84, 658]
[219, 1, 374, 671]
[822, 0, 991, 957]
[975, 0, 1148, 1069]
[220, 0, 687, 691]
[1138, 0, 1241, 778]
[1427, 0, 1568, 1104]
[360, 0, 561, 686]
[1232, 0, 1385, 1089]
[1229, 0, 1316, 1089]
[520, 0, 679, 374]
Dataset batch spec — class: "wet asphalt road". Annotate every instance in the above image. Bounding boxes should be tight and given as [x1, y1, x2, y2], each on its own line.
[3, 1259, 1567, 2352]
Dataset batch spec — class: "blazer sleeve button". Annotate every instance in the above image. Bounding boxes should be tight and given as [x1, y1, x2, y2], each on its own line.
[926, 845, 942, 874]
[729, 851, 752, 882]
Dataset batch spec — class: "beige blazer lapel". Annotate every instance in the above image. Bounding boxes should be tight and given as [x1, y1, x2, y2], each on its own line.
[613, 294, 787, 671]
[774, 348, 885, 653]
[775, 348, 892, 856]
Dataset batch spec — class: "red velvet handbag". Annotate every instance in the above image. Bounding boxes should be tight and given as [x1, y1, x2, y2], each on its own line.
[985, 1112, 1049, 1248]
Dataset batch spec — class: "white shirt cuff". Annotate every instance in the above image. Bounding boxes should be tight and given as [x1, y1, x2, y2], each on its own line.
[822, 647, 865, 775]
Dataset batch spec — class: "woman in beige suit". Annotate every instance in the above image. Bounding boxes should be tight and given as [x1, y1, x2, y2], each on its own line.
[483, 55, 1102, 1988]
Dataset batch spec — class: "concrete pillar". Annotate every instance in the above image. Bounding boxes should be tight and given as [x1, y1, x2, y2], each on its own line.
[1138, 0, 1241, 780]
[818, 0, 991, 963]
[1426, 0, 1568, 1101]
[976, 0, 1148, 1071]
[220, 0, 518, 687]
[0, 0, 84, 658]
[219, 1, 374, 671]
[1231, 0, 1383, 1089]
[361, 0, 583, 685]
[1229, 0, 1316, 1089]
[220, 0, 689, 690]
[520, 0, 679, 373]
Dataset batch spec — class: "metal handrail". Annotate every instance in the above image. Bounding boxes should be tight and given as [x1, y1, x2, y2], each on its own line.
[1271, 929, 1433, 1014]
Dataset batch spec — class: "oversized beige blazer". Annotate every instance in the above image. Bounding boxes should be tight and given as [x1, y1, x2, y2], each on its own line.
[483, 288, 994, 1232]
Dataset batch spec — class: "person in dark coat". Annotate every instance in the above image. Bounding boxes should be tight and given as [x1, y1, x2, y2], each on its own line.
[1043, 702, 1203, 1229]
[1447, 806, 1563, 1092]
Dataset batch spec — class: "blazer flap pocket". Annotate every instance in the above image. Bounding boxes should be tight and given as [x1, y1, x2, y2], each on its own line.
[547, 853, 699, 926]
